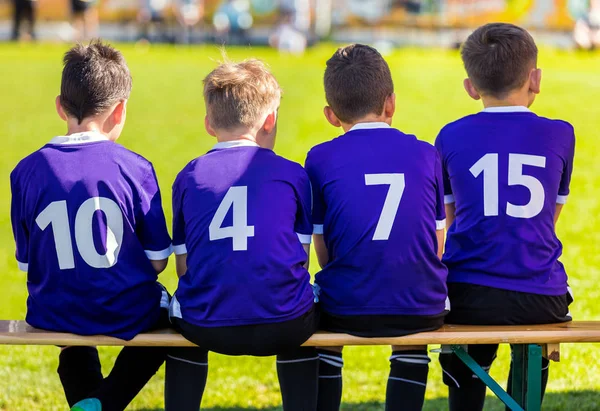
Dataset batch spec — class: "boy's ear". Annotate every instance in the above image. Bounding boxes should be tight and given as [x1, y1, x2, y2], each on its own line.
[324, 106, 342, 128]
[384, 93, 396, 118]
[204, 115, 217, 137]
[55, 96, 68, 121]
[262, 109, 277, 134]
[463, 78, 481, 101]
[112, 100, 127, 125]
[529, 68, 542, 95]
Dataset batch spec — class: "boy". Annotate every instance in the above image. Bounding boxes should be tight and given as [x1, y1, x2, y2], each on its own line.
[436, 23, 575, 411]
[164, 59, 319, 410]
[10, 40, 172, 411]
[305, 44, 449, 411]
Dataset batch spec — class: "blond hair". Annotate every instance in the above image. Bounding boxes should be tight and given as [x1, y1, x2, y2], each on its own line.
[203, 59, 282, 130]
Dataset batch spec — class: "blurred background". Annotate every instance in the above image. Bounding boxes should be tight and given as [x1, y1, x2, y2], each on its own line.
[3, 0, 600, 51]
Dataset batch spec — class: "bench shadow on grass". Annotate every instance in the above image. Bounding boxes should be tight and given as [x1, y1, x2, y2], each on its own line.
[135, 390, 600, 410]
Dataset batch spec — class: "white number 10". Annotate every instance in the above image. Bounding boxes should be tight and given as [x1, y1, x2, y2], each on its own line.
[470, 153, 546, 219]
[365, 173, 406, 241]
[36, 197, 124, 270]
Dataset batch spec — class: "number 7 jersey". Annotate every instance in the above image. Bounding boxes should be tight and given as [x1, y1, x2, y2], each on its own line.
[170, 141, 315, 328]
[435, 107, 575, 295]
[305, 124, 449, 317]
[10, 132, 173, 339]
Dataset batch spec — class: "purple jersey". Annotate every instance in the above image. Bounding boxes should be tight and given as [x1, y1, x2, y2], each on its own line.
[305, 123, 449, 317]
[435, 107, 575, 295]
[170, 140, 314, 328]
[10, 132, 172, 340]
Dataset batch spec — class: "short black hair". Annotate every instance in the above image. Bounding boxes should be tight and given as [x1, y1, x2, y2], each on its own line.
[324, 44, 394, 124]
[60, 40, 132, 124]
[461, 23, 538, 97]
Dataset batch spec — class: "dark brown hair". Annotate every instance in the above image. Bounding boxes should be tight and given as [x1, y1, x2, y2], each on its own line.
[203, 59, 281, 130]
[461, 23, 538, 97]
[324, 44, 394, 124]
[60, 40, 132, 124]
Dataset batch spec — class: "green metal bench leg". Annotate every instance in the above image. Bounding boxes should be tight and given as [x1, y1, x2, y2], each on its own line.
[512, 344, 543, 411]
[451, 345, 524, 411]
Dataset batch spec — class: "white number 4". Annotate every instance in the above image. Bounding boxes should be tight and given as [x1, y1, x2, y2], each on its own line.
[365, 173, 406, 241]
[209, 186, 255, 251]
[470, 153, 546, 219]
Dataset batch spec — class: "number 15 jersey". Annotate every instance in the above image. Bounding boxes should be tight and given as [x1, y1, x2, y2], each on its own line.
[170, 140, 315, 328]
[435, 107, 575, 295]
[305, 123, 448, 317]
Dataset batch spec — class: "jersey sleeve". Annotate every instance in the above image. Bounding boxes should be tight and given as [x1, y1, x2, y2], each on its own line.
[305, 151, 326, 235]
[171, 174, 187, 255]
[137, 166, 173, 260]
[434, 151, 447, 230]
[434, 132, 454, 204]
[10, 174, 29, 272]
[557, 127, 576, 205]
[294, 167, 313, 245]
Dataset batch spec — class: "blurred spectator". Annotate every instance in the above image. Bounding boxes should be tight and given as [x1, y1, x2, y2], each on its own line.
[269, 10, 307, 54]
[574, 0, 600, 49]
[71, 0, 99, 41]
[213, 0, 253, 44]
[138, 0, 171, 43]
[174, 0, 204, 43]
[11, 0, 37, 41]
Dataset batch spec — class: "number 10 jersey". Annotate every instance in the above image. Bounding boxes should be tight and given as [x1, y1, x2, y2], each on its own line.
[10, 132, 173, 339]
[435, 107, 575, 295]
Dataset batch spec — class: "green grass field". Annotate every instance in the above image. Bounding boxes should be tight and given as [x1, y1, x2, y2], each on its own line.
[0, 42, 599, 410]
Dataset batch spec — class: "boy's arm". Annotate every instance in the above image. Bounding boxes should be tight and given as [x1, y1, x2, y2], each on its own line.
[445, 203, 456, 228]
[434, 150, 447, 260]
[295, 168, 315, 271]
[172, 176, 188, 277]
[303, 244, 311, 270]
[554, 204, 563, 227]
[10, 175, 29, 272]
[314, 234, 329, 269]
[137, 166, 173, 274]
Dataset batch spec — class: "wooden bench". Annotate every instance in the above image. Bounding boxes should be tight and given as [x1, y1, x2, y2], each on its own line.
[3, 321, 600, 411]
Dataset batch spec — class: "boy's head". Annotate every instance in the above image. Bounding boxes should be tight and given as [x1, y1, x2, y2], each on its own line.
[461, 23, 540, 106]
[323, 44, 395, 130]
[56, 40, 132, 141]
[203, 59, 281, 150]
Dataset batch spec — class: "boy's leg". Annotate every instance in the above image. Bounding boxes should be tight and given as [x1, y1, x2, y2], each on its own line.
[164, 347, 209, 411]
[316, 347, 344, 411]
[506, 347, 550, 410]
[276, 346, 319, 411]
[385, 345, 430, 411]
[87, 346, 169, 411]
[57, 346, 103, 407]
[439, 344, 499, 411]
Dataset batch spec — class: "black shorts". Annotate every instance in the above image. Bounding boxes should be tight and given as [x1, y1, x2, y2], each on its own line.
[319, 308, 446, 338]
[445, 283, 573, 325]
[172, 306, 318, 357]
[71, 0, 96, 14]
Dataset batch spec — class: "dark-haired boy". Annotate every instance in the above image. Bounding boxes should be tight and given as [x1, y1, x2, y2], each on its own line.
[306, 44, 448, 410]
[10, 41, 172, 411]
[436, 23, 575, 411]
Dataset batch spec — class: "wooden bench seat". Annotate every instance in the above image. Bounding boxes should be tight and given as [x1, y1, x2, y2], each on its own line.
[2, 320, 600, 347]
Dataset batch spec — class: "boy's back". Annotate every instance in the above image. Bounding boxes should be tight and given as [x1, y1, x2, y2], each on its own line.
[436, 108, 574, 295]
[307, 125, 448, 316]
[171, 142, 315, 327]
[11, 132, 171, 339]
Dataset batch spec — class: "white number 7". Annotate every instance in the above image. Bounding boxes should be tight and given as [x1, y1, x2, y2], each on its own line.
[365, 173, 406, 241]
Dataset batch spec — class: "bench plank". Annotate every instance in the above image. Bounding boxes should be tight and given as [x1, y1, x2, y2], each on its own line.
[2, 321, 600, 347]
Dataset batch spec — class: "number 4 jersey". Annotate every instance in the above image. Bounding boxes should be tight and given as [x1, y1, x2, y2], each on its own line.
[170, 140, 315, 328]
[305, 123, 449, 317]
[435, 107, 575, 295]
[10, 132, 172, 339]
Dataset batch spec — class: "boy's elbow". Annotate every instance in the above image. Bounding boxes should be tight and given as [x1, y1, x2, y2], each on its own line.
[150, 258, 169, 274]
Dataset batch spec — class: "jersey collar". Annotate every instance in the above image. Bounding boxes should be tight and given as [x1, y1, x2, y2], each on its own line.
[482, 106, 532, 113]
[349, 122, 392, 132]
[212, 140, 260, 150]
[49, 131, 110, 145]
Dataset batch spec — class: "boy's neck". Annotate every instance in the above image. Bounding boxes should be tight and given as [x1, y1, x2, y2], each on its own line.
[480, 92, 531, 110]
[341, 114, 392, 133]
[65, 119, 113, 140]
